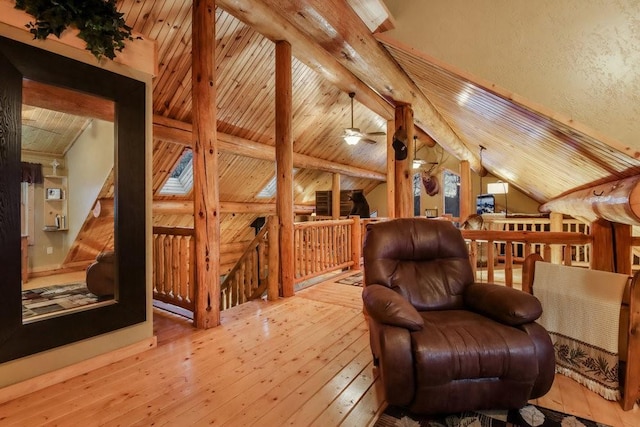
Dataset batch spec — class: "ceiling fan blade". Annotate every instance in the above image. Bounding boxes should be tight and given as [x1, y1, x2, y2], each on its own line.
[365, 131, 386, 136]
[361, 138, 377, 144]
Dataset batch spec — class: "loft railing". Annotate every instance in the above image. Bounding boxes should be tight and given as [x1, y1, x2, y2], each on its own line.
[461, 229, 592, 288]
[152, 226, 196, 311]
[220, 216, 279, 310]
[481, 215, 591, 266]
[293, 217, 361, 284]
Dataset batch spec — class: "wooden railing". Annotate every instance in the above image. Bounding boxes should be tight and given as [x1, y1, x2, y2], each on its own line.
[461, 229, 592, 288]
[220, 216, 279, 310]
[482, 215, 591, 266]
[153, 226, 196, 311]
[293, 217, 361, 284]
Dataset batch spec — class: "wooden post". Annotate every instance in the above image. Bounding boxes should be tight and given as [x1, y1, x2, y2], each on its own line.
[192, 0, 220, 329]
[332, 173, 341, 219]
[394, 104, 414, 218]
[615, 222, 632, 275]
[386, 119, 395, 218]
[549, 212, 563, 264]
[275, 40, 295, 297]
[266, 215, 279, 301]
[459, 160, 471, 222]
[351, 216, 361, 271]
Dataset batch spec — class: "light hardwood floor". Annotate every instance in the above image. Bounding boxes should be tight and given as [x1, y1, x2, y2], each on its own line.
[1, 272, 640, 426]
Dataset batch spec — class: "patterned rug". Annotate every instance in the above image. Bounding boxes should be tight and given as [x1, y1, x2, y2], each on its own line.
[22, 283, 99, 320]
[336, 272, 363, 287]
[375, 404, 610, 427]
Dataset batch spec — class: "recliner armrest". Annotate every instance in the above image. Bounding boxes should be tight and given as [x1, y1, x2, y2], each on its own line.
[362, 284, 424, 331]
[464, 283, 542, 326]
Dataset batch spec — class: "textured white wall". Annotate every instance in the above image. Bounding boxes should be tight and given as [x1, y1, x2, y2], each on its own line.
[383, 0, 640, 148]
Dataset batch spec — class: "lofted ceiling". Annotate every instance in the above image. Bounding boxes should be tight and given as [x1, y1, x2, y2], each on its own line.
[21, 0, 638, 249]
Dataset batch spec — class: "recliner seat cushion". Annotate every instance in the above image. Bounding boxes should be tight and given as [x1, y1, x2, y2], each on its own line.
[413, 310, 539, 384]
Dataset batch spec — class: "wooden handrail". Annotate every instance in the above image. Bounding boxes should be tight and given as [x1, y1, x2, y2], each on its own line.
[219, 217, 275, 310]
[460, 230, 591, 245]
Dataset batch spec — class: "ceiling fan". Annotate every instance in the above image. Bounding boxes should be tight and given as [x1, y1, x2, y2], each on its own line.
[342, 92, 386, 145]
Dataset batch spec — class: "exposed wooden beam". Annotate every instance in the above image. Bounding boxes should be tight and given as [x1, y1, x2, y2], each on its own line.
[332, 173, 341, 219]
[276, 40, 295, 298]
[153, 200, 315, 215]
[216, 0, 393, 121]
[192, 0, 220, 329]
[394, 104, 414, 217]
[540, 175, 640, 226]
[153, 115, 386, 181]
[252, 0, 480, 172]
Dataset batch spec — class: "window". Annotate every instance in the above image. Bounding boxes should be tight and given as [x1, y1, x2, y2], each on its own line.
[159, 149, 193, 195]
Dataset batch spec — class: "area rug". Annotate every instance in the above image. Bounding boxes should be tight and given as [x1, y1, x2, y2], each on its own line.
[336, 272, 363, 287]
[22, 283, 99, 320]
[375, 404, 610, 427]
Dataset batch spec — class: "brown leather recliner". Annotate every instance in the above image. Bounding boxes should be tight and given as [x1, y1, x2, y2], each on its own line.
[86, 251, 116, 297]
[362, 218, 554, 414]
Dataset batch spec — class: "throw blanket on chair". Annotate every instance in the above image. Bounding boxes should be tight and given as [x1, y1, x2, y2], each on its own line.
[533, 261, 628, 401]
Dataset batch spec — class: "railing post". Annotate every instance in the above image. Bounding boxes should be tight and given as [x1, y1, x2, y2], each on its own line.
[550, 212, 563, 264]
[468, 240, 477, 279]
[267, 215, 280, 300]
[351, 216, 361, 271]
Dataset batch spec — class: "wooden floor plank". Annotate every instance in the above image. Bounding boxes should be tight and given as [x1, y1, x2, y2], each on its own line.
[2, 271, 640, 427]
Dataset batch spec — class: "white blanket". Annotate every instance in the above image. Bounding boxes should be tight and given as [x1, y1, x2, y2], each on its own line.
[533, 261, 628, 401]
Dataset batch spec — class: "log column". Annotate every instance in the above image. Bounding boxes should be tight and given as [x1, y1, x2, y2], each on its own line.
[332, 173, 341, 219]
[549, 212, 563, 264]
[276, 40, 295, 297]
[386, 119, 395, 218]
[459, 160, 471, 221]
[591, 219, 632, 274]
[192, 0, 220, 328]
[394, 104, 414, 218]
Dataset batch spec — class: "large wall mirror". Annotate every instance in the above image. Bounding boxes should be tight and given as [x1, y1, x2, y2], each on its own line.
[0, 35, 146, 363]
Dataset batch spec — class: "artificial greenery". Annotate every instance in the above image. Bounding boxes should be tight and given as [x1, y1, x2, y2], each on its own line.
[14, 0, 133, 60]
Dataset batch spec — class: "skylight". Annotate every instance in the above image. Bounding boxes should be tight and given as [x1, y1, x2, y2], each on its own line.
[257, 168, 299, 198]
[159, 149, 193, 195]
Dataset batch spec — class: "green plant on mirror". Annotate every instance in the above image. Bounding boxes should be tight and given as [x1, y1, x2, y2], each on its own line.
[14, 0, 133, 60]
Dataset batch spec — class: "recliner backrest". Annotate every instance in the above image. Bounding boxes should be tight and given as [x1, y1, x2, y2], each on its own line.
[363, 218, 473, 311]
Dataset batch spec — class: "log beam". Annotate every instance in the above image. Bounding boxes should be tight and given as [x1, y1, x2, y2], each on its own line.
[153, 200, 315, 215]
[540, 175, 640, 226]
[153, 115, 386, 181]
[192, 0, 220, 329]
[332, 174, 341, 219]
[216, 0, 393, 121]
[275, 40, 295, 298]
[246, 0, 480, 171]
[459, 160, 471, 221]
[386, 119, 395, 218]
[590, 219, 632, 274]
[394, 104, 414, 217]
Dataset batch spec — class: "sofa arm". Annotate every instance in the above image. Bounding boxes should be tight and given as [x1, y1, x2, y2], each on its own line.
[362, 284, 424, 331]
[464, 283, 542, 326]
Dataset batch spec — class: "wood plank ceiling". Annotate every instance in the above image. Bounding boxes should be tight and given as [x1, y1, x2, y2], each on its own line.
[378, 39, 640, 202]
[29, 0, 640, 257]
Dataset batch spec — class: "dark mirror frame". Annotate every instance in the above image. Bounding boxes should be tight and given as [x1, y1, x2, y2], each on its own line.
[0, 35, 146, 363]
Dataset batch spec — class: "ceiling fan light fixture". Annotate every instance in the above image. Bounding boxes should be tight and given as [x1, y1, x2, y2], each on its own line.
[344, 135, 360, 145]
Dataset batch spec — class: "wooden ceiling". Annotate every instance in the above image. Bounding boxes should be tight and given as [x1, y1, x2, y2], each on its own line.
[24, 0, 638, 250]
